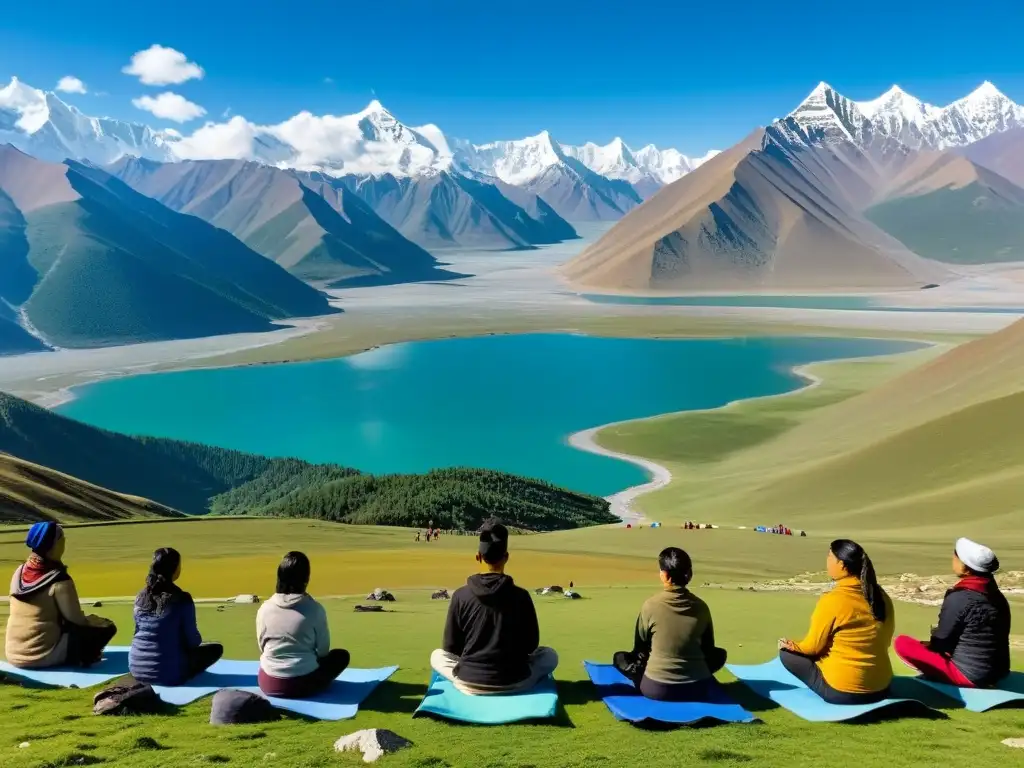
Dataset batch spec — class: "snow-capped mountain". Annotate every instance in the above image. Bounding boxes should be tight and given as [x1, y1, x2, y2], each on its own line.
[567, 139, 718, 186]
[452, 131, 643, 220]
[455, 132, 716, 199]
[261, 100, 453, 177]
[0, 77, 177, 165]
[784, 80, 1024, 152]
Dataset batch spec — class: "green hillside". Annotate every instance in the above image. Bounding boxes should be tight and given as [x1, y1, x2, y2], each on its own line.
[596, 319, 1024, 558]
[0, 148, 334, 349]
[0, 451, 182, 523]
[866, 182, 1024, 263]
[0, 392, 614, 530]
[213, 466, 616, 530]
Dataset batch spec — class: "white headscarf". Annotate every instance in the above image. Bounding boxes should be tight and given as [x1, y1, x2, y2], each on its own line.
[955, 538, 999, 574]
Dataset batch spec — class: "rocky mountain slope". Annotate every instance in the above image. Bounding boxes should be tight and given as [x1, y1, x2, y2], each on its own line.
[0, 146, 333, 351]
[564, 80, 1024, 291]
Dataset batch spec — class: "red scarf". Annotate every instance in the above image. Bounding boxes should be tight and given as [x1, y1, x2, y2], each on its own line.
[954, 575, 994, 594]
[21, 554, 62, 583]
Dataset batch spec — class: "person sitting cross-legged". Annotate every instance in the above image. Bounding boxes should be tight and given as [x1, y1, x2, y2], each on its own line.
[778, 539, 895, 705]
[129, 547, 224, 686]
[894, 538, 1010, 688]
[612, 547, 727, 701]
[257, 551, 350, 699]
[430, 519, 558, 694]
[5, 522, 117, 669]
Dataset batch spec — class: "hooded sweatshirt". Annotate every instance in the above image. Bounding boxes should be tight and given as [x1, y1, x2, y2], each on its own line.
[442, 573, 539, 686]
[6, 558, 101, 668]
[256, 593, 330, 678]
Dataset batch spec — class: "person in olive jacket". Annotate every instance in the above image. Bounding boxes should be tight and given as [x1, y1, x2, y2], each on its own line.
[430, 519, 558, 694]
[894, 537, 1011, 687]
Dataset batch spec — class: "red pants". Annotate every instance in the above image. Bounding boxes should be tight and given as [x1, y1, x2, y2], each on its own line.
[893, 635, 974, 687]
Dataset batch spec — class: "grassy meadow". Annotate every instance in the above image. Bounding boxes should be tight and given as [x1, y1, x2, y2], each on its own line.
[0, 519, 1022, 767]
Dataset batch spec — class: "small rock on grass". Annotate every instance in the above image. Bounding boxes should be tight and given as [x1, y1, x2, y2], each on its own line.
[1004, 738, 1024, 748]
[334, 729, 412, 763]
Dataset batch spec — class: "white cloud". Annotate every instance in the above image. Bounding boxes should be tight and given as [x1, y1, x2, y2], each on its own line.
[122, 45, 204, 86]
[171, 116, 257, 160]
[323, 77, 334, 84]
[56, 76, 87, 94]
[132, 92, 207, 123]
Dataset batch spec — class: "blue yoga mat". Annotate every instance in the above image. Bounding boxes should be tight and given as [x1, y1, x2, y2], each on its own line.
[584, 662, 756, 726]
[0, 645, 130, 688]
[727, 658, 937, 723]
[917, 673, 1024, 712]
[414, 672, 559, 724]
[154, 660, 398, 720]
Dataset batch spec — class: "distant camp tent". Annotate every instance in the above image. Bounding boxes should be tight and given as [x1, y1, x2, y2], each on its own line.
[626, 523, 632, 529]
[650, 522, 661, 528]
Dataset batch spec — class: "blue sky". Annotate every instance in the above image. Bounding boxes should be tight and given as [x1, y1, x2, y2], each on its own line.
[2, 0, 1023, 154]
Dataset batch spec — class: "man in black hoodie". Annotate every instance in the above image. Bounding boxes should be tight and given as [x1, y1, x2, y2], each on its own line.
[430, 520, 558, 694]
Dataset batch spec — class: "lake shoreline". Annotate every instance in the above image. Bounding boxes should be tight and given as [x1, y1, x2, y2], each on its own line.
[566, 340, 943, 521]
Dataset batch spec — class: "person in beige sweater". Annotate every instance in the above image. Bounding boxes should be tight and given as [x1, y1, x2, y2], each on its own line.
[5, 522, 117, 668]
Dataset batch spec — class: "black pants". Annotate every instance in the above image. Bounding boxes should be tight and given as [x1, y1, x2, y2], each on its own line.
[65, 621, 118, 667]
[258, 649, 350, 699]
[779, 649, 888, 705]
[613, 647, 727, 701]
[184, 643, 224, 681]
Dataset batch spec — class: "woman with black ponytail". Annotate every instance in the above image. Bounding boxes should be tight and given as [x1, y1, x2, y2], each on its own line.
[778, 539, 895, 704]
[129, 548, 223, 685]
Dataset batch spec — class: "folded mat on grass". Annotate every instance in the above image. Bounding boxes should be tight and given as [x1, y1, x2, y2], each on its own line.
[0, 646, 130, 688]
[917, 673, 1024, 712]
[153, 660, 398, 720]
[413, 672, 558, 724]
[584, 662, 756, 726]
[726, 658, 939, 722]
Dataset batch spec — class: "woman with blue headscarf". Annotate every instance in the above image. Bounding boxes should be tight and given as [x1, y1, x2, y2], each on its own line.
[5, 522, 117, 668]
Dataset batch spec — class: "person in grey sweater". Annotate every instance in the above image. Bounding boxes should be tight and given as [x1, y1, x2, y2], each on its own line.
[256, 552, 349, 698]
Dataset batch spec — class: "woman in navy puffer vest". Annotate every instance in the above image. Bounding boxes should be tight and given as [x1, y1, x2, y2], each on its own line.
[129, 548, 223, 685]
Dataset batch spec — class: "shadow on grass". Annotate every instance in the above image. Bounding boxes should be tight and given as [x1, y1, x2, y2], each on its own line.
[725, 677, 951, 723]
[362, 680, 428, 715]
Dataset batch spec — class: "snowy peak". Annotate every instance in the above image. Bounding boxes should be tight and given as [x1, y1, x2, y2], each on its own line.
[856, 85, 939, 126]
[787, 79, 1024, 151]
[0, 77, 175, 164]
[787, 81, 868, 144]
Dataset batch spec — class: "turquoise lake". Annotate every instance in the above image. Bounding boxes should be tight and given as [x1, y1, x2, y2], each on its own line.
[56, 334, 922, 497]
[580, 294, 1024, 313]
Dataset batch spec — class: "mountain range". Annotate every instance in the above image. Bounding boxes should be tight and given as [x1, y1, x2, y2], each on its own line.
[564, 81, 1024, 291]
[0, 145, 335, 350]
[0, 77, 716, 227]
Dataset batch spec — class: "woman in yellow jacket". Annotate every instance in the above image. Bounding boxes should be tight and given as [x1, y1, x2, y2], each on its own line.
[778, 539, 895, 704]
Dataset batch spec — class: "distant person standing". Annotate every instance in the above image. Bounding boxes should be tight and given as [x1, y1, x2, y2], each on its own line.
[430, 519, 558, 694]
[894, 538, 1010, 688]
[612, 547, 727, 701]
[5, 522, 117, 668]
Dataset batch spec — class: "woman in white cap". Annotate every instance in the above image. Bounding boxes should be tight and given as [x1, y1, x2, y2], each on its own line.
[894, 538, 1011, 688]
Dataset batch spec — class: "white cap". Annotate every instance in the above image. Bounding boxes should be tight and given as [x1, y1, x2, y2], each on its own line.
[955, 537, 998, 574]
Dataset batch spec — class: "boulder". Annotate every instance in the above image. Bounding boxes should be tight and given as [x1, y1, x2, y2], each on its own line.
[334, 729, 412, 763]
[563, 590, 582, 600]
[366, 588, 395, 602]
[537, 585, 563, 595]
[233, 594, 260, 604]
[431, 589, 450, 600]
[354, 605, 384, 613]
